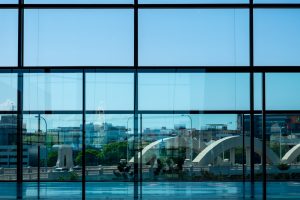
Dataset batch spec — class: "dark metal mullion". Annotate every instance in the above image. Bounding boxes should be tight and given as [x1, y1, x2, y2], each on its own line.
[133, 0, 139, 199]
[17, 0, 24, 199]
[249, 0, 255, 198]
[242, 114, 245, 198]
[17, 109, 300, 115]
[262, 72, 267, 200]
[82, 70, 86, 200]
[139, 114, 143, 199]
[265, 110, 300, 114]
[2, 3, 300, 9]
[137, 110, 254, 114]
[20, 110, 255, 115]
[4, 67, 300, 73]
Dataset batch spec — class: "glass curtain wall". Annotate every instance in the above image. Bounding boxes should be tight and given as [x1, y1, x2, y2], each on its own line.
[0, 0, 300, 200]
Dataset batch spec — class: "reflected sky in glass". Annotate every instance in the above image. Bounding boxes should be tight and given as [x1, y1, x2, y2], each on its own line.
[23, 73, 82, 110]
[139, 9, 249, 66]
[139, 73, 249, 110]
[140, 0, 247, 3]
[86, 73, 134, 111]
[25, 0, 133, 3]
[255, 9, 300, 66]
[0, 10, 17, 66]
[0, 8, 299, 114]
[0, 0, 18, 3]
[266, 73, 300, 110]
[0, 74, 17, 110]
[255, 0, 300, 3]
[24, 9, 133, 66]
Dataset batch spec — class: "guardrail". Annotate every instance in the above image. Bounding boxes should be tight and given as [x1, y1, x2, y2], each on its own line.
[1, 164, 300, 181]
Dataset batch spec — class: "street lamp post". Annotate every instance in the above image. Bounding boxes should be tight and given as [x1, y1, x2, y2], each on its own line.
[35, 114, 48, 174]
[279, 126, 285, 160]
[126, 116, 133, 162]
[181, 115, 193, 162]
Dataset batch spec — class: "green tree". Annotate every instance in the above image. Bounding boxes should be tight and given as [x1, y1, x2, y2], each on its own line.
[47, 151, 58, 167]
[75, 149, 100, 166]
[99, 141, 127, 165]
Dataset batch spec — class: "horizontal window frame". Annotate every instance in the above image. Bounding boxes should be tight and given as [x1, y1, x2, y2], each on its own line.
[1, 4, 300, 9]
[1, 67, 300, 73]
[1, 110, 300, 114]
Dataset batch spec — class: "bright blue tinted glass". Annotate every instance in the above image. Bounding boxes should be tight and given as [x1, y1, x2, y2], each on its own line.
[139, 73, 249, 110]
[255, 0, 300, 3]
[255, 9, 300, 66]
[24, 9, 133, 66]
[254, 73, 262, 110]
[266, 73, 300, 110]
[0, 74, 17, 111]
[24, 73, 82, 110]
[140, 0, 247, 3]
[0, 10, 17, 67]
[86, 73, 134, 111]
[139, 9, 249, 66]
[25, 0, 133, 3]
[0, 0, 17, 3]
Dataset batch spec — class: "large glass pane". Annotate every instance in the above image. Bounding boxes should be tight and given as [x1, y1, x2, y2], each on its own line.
[24, 73, 82, 111]
[0, 183, 16, 199]
[139, 9, 249, 66]
[86, 73, 134, 111]
[0, 10, 17, 67]
[140, 114, 247, 199]
[25, 0, 132, 3]
[266, 114, 300, 199]
[255, 9, 300, 66]
[24, 9, 133, 66]
[85, 114, 134, 199]
[23, 182, 82, 199]
[255, 73, 262, 111]
[0, 0, 18, 3]
[266, 73, 300, 110]
[23, 114, 82, 182]
[0, 74, 17, 111]
[0, 114, 17, 181]
[255, 0, 300, 3]
[140, 0, 247, 3]
[139, 73, 249, 110]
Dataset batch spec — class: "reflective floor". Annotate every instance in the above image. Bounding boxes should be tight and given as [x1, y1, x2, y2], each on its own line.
[0, 182, 299, 199]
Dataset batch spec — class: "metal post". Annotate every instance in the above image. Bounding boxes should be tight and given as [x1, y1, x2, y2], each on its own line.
[36, 115, 48, 173]
[37, 114, 41, 199]
[126, 116, 133, 162]
[181, 115, 193, 162]
[249, 0, 255, 198]
[17, 0, 24, 199]
[139, 114, 143, 199]
[134, 0, 139, 199]
[82, 70, 86, 200]
[242, 114, 245, 198]
[262, 73, 267, 200]
[280, 127, 282, 160]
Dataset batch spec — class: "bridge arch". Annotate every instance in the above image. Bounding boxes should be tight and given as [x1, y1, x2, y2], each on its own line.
[129, 136, 207, 164]
[282, 144, 300, 164]
[192, 136, 280, 166]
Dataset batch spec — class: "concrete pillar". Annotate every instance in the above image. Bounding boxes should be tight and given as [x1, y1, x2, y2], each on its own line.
[56, 145, 73, 169]
[230, 148, 235, 165]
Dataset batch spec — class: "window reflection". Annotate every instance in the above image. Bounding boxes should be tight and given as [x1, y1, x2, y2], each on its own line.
[23, 114, 82, 181]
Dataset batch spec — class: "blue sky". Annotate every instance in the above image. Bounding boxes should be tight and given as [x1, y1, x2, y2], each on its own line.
[2, 9, 300, 66]
[0, 7, 299, 130]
